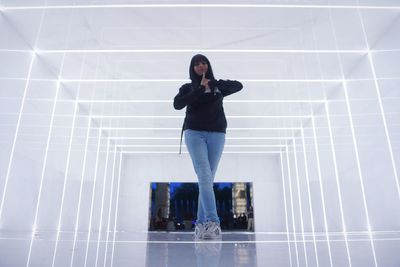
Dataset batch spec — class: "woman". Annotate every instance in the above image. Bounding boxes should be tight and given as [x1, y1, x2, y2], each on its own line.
[173, 54, 243, 239]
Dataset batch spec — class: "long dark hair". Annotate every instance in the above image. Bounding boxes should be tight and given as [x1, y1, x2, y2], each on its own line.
[189, 54, 216, 86]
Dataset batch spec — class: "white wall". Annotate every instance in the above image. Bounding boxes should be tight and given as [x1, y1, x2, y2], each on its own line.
[120, 153, 284, 232]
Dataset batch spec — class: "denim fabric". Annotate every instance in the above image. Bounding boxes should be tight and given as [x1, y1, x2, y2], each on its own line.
[184, 129, 225, 224]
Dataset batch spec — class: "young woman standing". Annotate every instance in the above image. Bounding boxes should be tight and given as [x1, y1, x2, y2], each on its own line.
[173, 54, 243, 239]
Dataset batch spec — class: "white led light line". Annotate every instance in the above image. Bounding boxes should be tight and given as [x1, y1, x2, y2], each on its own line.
[31, 48, 369, 54]
[51, 101, 79, 267]
[90, 115, 312, 119]
[321, 101, 352, 266]
[104, 78, 125, 267]
[0, 52, 35, 224]
[2, 76, 400, 82]
[3, 4, 400, 10]
[95, 138, 111, 267]
[70, 47, 106, 267]
[291, 137, 309, 266]
[51, 25, 90, 265]
[111, 137, 295, 140]
[328, 8, 377, 266]
[284, 146, 300, 266]
[121, 151, 283, 154]
[26, 78, 62, 266]
[279, 151, 293, 267]
[84, 59, 113, 266]
[310, 117, 335, 266]
[2, 111, 393, 119]
[84, 127, 102, 267]
[309, 10, 351, 264]
[103, 145, 119, 267]
[343, 81, 378, 266]
[117, 144, 287, 148]
[357, 8, 400, 209]
[83, 79, 114, 267]
[67, 79, 343, 83]
[102, 127, 302, 131]
[110, 152, 123, 266]
[77, 99, 327, 103]
[300, 128, 320, 266]
[70, 118, 93, 267]
[25, 7, 74, 261]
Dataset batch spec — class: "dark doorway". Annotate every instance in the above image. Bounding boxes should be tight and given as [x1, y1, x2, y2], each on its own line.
[148, 182, 254, 231]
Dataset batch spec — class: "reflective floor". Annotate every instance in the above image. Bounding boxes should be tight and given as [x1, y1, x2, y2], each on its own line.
[1, 230, 400, 266]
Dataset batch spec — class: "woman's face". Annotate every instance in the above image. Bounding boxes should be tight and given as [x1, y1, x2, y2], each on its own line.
[193, 60, 208, 76]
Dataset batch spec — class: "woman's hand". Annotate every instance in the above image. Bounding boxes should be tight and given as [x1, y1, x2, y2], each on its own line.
[200, 72, 211, 92]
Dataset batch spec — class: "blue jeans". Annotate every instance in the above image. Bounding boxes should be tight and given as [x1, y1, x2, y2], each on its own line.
[184, 129, 225, 225]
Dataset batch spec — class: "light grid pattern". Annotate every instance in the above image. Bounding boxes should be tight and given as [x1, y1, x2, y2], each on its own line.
[0, 1, 399, 266]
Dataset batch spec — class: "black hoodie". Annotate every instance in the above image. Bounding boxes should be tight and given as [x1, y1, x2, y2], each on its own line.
[173, 79, 243, 132]
[173, 55, 243, 153]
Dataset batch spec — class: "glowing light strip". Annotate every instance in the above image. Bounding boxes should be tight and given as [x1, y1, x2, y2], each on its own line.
[2, 76, 400, 82]
[51, 101, 79, 267]
[366, 50, 400, 201]
[111, 152, 123, 266]
[83, 64, 111, 266]
[291, 138, 309, 266]
[300, 128, 319, 266]
[4, 111, 396, 119]
[0, 52, 35, 223]
[26, 9, 73, 262]
[95, 138, 111, 266]
[0, 97, 384, 104]
[343, 81, 378, 266]
[84, 128, 102, 267]
[327, 8, 377, 265]
[26, 79, 61, 266]
[101, 127, 302, 131]
[71, 45, 104, 267]
[279, 152, 293, 267]
[70, 119, 92, 267]
[117, 144, 285, 148]
[309, 11, 351, 262]
[0, 48, 368, 54]
[0, 77, 57, 82]
[285, 146, 300, 266]
[65, 79, 344, 83]
[32, 48, 369, 54]
[324, 105, 353, 264]
[63, 237, 400, 243]
[77, 99, 326, 103]
[121, 151, 281, 154]
[310, 116, 334, 266]
[111, 137, 294, 140]
[104, 74, 126, 267]
[103, 145, 118, 267]
[3, 48, 400, 54]
[3, 4, 400, 10]
[51, 26, 91, 264]
[90, 115, 311, 119]
[357, 7, 400, 200]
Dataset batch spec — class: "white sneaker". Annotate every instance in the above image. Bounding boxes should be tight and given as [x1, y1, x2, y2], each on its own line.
[194, 223, 206, 239]
[202, 221, 222, 239]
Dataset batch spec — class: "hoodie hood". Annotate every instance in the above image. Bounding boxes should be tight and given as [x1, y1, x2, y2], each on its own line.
[189, 54, 216, 86]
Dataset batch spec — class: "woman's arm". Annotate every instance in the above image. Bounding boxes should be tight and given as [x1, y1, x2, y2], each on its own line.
[173, 83, 205, 110]
[211, 79, 243, 97]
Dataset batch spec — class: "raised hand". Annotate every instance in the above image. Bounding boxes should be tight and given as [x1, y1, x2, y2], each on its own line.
[201, 72, 211, 93]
